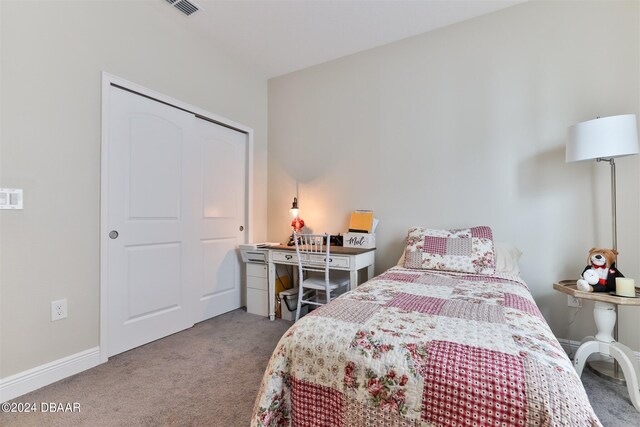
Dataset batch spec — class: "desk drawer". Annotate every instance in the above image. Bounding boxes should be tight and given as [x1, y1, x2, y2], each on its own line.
[308, 254, 350, 268]
[247, 263, 267, 278]
[247, 275, 267, 291]
[272, 251, 350, 269]
[247, 288, 268, 317]
[272, 251, 299, 264]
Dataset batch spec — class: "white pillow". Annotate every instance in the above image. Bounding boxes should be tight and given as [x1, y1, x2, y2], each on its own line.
[493, 242, 522, 275]
[397, 241, 522, 275]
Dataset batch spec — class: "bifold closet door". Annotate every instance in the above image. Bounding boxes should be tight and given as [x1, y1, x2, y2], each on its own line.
[106, 86, 245, 356]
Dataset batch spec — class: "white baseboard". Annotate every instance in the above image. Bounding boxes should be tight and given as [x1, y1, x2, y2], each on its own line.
[557, 338, 640, 361]
[0, 347, 101, 403]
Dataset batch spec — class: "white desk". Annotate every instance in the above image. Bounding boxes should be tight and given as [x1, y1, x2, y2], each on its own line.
[267, 244, 376, 321]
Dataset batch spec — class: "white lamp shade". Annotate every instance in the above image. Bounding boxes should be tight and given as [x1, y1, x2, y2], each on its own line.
[566, 114, 639, 162]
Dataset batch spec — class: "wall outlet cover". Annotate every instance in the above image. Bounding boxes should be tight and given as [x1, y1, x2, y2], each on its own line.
[567, 295, 582, 308]
[0, 188, 23, 209]
[51, 299, 68, 321]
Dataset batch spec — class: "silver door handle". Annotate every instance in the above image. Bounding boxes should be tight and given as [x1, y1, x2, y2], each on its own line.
[109, 230, 119, 239]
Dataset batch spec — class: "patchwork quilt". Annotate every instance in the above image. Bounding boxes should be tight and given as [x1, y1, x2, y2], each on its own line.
[252, 267, 601, 427]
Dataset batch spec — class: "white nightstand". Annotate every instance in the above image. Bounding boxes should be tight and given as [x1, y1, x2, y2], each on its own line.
[554, 280, 640, 412]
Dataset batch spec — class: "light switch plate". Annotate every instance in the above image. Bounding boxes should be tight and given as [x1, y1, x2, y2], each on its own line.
[0, 188, 23, 209]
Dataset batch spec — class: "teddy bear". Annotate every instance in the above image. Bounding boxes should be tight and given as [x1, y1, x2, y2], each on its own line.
[576, 247, 624, 292]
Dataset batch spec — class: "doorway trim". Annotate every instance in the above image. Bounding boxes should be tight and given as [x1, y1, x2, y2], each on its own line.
[99, 72, 254, 363]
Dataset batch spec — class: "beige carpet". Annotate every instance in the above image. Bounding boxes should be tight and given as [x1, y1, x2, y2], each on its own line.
[0, 309, 291, 427]
[3, 308, 639, 426]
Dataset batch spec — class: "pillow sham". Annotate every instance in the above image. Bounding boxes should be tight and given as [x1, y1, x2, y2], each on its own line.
[403, 226, 496, 274]
[397, 241, 522, 275]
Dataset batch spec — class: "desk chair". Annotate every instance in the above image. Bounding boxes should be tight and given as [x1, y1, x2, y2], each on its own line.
[293, 233, 349, 321]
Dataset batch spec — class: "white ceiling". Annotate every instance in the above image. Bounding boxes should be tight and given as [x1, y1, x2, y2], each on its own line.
[154, 0, 526, 79]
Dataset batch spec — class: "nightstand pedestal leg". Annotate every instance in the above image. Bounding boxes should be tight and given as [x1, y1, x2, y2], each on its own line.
[573, 339, 598, 376]
[588, 301, 626, 384]
[572, 301, 640, 412]
[580, 336, 595, 344]
[609, 342, 640, 411]
[593, 302, 616, 342]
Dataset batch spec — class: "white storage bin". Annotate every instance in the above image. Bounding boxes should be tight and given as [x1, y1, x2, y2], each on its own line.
[343, 232, 376, 249]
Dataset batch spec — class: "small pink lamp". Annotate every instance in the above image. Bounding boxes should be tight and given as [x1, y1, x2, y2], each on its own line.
[290, 197, 305, 232]
[287, 197, 304, 245]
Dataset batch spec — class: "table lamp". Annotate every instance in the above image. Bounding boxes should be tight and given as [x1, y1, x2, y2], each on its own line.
[287, 197, 304, 246]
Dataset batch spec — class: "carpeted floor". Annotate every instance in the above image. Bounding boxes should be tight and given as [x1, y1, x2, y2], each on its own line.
[2, 309, 639, 426]
[0, 309, 291, 427]
[582, 364, 640, 426]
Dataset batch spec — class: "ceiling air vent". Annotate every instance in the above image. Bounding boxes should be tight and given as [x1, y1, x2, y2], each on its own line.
[165, 0, 200, 16]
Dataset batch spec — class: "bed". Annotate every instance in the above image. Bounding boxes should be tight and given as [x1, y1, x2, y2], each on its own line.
[252, 227, 601, 426]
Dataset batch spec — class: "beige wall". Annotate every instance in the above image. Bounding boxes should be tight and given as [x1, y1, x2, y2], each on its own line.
[0, 1, 268, 377]
[267, 1, 640, 349]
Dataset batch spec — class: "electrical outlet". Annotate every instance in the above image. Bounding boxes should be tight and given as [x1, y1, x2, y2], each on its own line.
[51, 299, 68, 321]
[567, 295, 582, 308]
[0, 188, 23, 209]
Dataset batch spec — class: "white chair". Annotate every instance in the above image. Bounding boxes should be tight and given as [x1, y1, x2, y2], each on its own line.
[293, 233, 349, 321]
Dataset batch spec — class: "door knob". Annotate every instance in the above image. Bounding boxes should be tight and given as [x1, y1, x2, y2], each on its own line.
[239, 225, 244, 231]
[109, 230, 119, 239]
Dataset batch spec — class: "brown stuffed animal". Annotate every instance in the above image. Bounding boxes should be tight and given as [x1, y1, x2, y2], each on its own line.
[576, 248, 624, 292]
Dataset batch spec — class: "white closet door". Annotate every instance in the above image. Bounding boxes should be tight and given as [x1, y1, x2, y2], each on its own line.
[107, 87, 195, 356]
[106, 86, 247, 356]
[192, 117, 245, 322]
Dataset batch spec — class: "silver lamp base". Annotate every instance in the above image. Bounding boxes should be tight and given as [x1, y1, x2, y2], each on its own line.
[587, 359, 626, 385]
